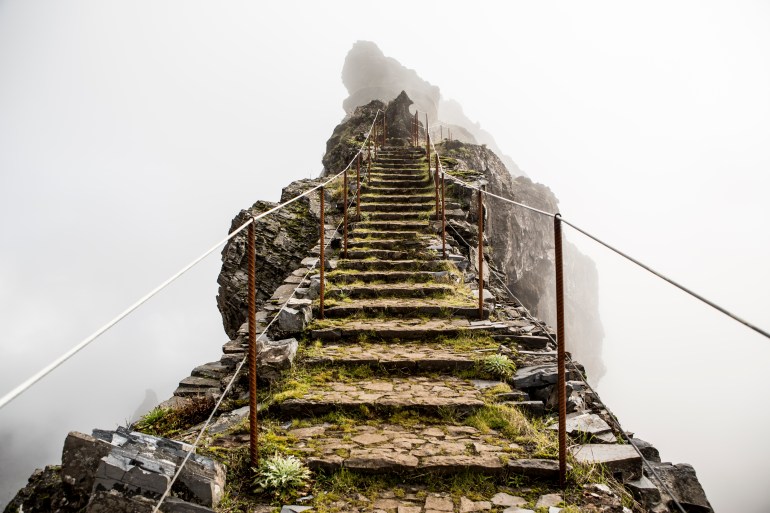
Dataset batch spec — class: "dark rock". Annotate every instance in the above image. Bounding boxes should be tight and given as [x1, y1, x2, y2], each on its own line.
[507, 459, 563, 480]
[570, 444, 642, 482]
[278, 304, 311, 334]
[216, 179, 323, 339]
[513, 365, 558, 389]
[62, 431, 113, 501]
[3, 465, 67, 513]
[630, 437, 661, 462]
[626, 476, 661, 508]
[509, 334, 550, 350]
[512, 401, 545, 416]
[256, 337, 298, 382]
[647, 462, 713, 513]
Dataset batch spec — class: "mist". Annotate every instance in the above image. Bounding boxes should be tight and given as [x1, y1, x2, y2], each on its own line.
[1, 2, 769, 511]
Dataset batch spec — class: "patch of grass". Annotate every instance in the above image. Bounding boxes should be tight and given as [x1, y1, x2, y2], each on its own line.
[481, 354, 516, 380]
[133, 396, 215, 438]
[464, 405, 557, 459]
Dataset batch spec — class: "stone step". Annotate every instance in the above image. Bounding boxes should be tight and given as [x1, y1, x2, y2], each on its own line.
[353, 220, 431, 232]
[287, 422, 562, 479]
[373, 155, 424, 161]
[310, 318, 504, 341]
[190, 361, 230, 380]
[343, 248, 424, 260]
[327, 270, 443, 284]
[368, 173, 428, 182]
[347, 238, 424, 250]
[359, 194, 435, 204]
[348, 230, 424, 240]
[304, 342, 494, 371]
[367, 180, 431, 189]
[372, 162, 426, 169]
[368, 211, 431, 221]
[569, 444, 643, 482]
[272, 376, 485, 418]
[362, 185, 434, 195]
[325, 283, 454, 300]
[335, 259, 448, 272]
[360, 201, 434, 213]
[317, 299, 488, 319]
[179, 375, 220, 389]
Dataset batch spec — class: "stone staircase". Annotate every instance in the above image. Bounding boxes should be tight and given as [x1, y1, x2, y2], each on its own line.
[263, 145, 584, 511]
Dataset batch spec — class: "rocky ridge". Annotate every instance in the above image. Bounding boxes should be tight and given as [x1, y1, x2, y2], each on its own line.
[5, 94, 711, 513]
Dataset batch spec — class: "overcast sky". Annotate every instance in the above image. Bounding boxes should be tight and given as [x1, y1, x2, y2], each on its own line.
[1, 2, 768, 511]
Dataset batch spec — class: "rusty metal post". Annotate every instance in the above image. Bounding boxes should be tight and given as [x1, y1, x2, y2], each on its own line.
[414, 111, 419, 146]
[319, 187, 325, 320]
[477, 189, 484, 320]
[373, 122, 378, 160]
[434, 153, 440, 221]
[367, 145, 372, 185]
[343, 169, 348, 258]
[441, 166, 446, 260]
[247, 221, 258, 467]
[554, 214, 567, 487]
[356, 154, 361, 221]
[427, 133, 431, 177]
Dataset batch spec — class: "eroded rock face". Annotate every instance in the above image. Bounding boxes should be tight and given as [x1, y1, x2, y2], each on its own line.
[342, 40, 440, 121]
[216, 179, 322, 339]
[437, 140, 606, 382]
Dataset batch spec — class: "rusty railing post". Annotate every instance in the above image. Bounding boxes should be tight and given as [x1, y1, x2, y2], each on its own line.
[247, 220, 259, 467]
[554, 213, 567, 487]
[441, 164, 446, 260]
[343, 168, 348, 258]
[427, 132, 431, 176]
[373, 122, 378, 160]
[477, 189, 484, 320]
[356, 154, 361, 221]
[367, 142, 372, 185]
[319, 187, 325, 320]
[434, 153, 440, 221]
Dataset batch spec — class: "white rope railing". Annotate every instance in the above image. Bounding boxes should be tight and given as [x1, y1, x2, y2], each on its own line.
[0, 110, 383, 411]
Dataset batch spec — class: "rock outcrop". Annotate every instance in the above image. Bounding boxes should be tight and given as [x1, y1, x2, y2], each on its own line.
[341, 40, 524, 178]
[216, 178, 323, 339]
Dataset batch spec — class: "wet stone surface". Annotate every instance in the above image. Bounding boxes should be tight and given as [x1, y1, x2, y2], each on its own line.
[304, 342, 495, 370]
[275, 376, 486, 416]
[287, 423, 524, 473]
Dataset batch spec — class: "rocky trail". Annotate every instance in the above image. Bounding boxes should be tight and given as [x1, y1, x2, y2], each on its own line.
[223, 145, 651, 512]
[6, 141, 711, 513]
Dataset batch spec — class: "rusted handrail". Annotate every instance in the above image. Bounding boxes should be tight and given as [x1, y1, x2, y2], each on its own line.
[554, 214, 567, 487]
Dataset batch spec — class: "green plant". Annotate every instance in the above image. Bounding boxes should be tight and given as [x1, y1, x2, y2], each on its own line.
[252, 453, 311, 497]
[482, 354, 516, 380]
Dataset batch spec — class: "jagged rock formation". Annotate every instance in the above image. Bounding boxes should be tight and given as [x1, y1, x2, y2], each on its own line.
[216, 178, 323, 339]
[341, 40, 524, 178]
[433, 141, 606, 381]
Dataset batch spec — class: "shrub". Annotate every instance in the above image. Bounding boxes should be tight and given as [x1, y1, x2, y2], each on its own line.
[252, 453, 311, 498]
[482, 354, 516, 380]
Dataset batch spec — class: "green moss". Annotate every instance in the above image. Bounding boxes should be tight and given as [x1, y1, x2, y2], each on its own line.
[133, 396, 216, 438]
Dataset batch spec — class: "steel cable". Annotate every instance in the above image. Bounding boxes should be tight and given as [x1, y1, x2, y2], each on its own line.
[428, 138, 769, 341]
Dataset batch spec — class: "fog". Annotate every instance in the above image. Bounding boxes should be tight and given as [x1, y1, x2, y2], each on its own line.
[1, 2, 769, 511]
